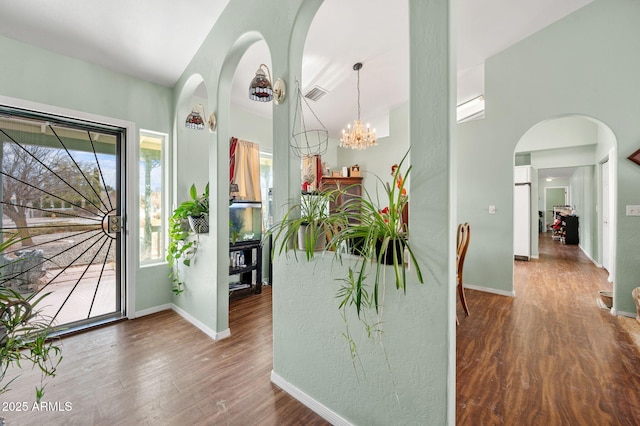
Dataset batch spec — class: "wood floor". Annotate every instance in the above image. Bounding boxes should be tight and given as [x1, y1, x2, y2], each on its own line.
[456, 232, 640, 425]
[3, 287, 330, 426]
[4, 232, 640, 425]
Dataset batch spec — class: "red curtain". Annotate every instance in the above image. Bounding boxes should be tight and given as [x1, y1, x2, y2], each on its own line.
[229, 136, 238, 183]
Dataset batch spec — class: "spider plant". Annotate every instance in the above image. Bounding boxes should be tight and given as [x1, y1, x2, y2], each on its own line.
[331, 150, 424, 317]
[0, 234, 62, 402]
[267, 188, 339, 261]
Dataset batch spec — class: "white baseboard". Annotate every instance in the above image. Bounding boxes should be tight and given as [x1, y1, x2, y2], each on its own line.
[271, 371, 352, 426]
[171, 304, 231, 341]
[579, 245, 601, 268]
[135, 303, 231, 340]
[464, 284, 515, 297]
[134, 304, 172, 318]
[611, 309, 636, 318]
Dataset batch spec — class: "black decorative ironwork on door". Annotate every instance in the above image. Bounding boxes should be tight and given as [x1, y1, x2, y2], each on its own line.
[0, 107, 124, 331]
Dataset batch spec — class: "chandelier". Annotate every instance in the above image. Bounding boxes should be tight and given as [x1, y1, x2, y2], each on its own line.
[340, 62, 376, 150]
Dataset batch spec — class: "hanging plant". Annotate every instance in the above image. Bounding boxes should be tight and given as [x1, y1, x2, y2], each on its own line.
[166, 183, 209, 295]
[329, 150, 424, 367]
[331, 150, 423, 315]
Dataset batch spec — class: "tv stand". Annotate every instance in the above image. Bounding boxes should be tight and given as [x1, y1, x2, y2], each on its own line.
[229, 240, 262, 300]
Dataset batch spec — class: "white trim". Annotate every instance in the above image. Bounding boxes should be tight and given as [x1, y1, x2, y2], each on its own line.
[171, 304, 231, 341]
[611, 309, 636, 318]
[139, 129, 170, 267]
[463, 284, 516, 297]
[607, 147, 617, 287]
[579, 245, 601, 268]
[270, 371, 353, 426]
[0, 95, 137, 320]
[135, 304, 172, 318]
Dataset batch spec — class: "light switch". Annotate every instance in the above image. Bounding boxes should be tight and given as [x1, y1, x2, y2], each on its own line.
[626, 205, 640, 216]
[489, 205, 496, 214]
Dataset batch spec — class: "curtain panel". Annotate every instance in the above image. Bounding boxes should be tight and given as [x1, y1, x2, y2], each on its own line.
[230, 137, 261, 201]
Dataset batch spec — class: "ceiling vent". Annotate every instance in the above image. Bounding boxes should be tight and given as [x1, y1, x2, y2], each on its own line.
[304, 85, 329, 102]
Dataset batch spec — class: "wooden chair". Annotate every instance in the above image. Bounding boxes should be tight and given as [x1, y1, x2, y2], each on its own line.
[456, 223, 471, 323]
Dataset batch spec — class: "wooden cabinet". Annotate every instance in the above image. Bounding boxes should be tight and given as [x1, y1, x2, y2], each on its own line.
[229, 240, 262, 300]
[320, 176, 362, 214]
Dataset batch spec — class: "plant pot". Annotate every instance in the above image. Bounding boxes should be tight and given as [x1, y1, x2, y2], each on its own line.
[598, 290, 613, 309]
[188, 215, 209, 233]
[297, 224, 326, 252]
[375, 238, 405, 265]
[350, 236, 367, 256]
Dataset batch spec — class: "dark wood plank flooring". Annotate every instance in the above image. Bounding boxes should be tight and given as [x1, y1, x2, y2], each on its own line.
[5, 232, 639, 425]
[3, 286, 330, 426]
[456, 232, 640, 425]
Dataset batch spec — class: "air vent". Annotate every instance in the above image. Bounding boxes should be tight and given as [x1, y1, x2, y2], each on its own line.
[304, 86, 329, 102]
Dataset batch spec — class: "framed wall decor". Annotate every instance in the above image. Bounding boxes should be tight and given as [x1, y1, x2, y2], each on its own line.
[628, 147, 640, 166]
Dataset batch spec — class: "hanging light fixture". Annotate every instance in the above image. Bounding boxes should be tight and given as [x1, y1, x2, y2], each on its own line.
[340, 62, 376, 150]
[185, 104, 217, 132]
[249, 64, 286, 104]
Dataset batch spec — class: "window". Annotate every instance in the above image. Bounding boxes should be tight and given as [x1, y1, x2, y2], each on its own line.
[139, 130, 166, 264]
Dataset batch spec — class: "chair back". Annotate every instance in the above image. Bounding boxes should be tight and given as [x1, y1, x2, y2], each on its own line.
[456, 223, 471, 278]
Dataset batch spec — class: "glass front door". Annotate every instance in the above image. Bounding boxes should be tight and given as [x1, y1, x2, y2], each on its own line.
[0, 107, 125, 331]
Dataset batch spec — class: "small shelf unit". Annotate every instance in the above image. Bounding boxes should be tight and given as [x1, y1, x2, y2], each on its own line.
[229, 240, 262, 299]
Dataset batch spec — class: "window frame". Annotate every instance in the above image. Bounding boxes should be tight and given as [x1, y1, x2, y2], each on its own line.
[139, 129, 168, 267]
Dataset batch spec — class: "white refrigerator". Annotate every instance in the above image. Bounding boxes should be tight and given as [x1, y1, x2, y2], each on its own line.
[514, 183, 531, 260]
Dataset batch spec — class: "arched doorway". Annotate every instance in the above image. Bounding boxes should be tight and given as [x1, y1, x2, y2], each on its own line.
[513, 114, 617, 300]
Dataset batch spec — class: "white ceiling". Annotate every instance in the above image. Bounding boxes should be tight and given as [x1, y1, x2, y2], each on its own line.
[0, 0, 593, 139]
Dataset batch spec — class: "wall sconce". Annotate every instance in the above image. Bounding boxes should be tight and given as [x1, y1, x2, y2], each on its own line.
[248, 64, 286, 105]
[185, 104, 217, 132]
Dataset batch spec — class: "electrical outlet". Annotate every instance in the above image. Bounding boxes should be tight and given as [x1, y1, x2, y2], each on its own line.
[626, 205, 640, 216]
[489, 205, 496, 214]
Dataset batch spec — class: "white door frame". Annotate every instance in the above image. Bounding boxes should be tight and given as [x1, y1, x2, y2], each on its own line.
[0, 94, 137, 320]
[600, 148, 616, 285]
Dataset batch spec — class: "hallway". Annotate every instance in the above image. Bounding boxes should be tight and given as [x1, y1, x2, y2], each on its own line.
[456, 232, 640, 424]
[5, 232, 640, 425]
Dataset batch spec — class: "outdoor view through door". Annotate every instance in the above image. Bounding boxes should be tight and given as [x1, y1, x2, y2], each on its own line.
[0, 107, 125, 332]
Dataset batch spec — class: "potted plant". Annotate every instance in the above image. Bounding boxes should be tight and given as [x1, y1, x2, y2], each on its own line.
[267, 188, 339, 261]
[1, 234, 62, 404]
[330, 151, 423, 317]
[166, 183, 209, 295]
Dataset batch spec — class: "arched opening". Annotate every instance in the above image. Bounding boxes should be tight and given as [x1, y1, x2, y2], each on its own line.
[513, 114, 618, 305]
[227, 40, 274, 300]
[215, 31, 275, 334]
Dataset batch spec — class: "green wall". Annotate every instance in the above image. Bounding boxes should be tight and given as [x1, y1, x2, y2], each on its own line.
[339, 102, 410, 198]
[570, 166, 598, 259]
[0, 35, 175, 313]
[230, 105, 273, 150]
[172, 0, 455, 423]
[457, 0, 640, 312]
